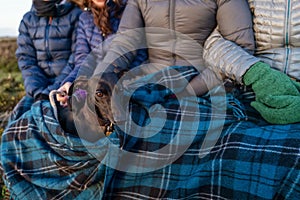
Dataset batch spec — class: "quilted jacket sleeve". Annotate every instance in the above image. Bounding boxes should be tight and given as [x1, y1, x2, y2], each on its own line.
[46, 54, 75, 93]
[16, 16, 49, 99]
[62, 12, 94, 82]
[51, 8, 82, 90]
[45, 33, 79, 94]
[203, 29, 260, 84]
[203, 0, 259, 84]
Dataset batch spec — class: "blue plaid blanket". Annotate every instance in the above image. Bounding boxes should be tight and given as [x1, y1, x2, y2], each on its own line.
[1, 66, 300, 199]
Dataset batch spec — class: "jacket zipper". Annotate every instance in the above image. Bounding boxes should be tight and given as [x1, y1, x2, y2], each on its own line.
[169, 0, 176, 63]
[284, 0, 291, 74]
[45, 17, 52, 61]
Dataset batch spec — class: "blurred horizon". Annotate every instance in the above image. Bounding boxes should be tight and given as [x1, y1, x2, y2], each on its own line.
[0, 28, 18, 38]
[0, 1, 32, 37]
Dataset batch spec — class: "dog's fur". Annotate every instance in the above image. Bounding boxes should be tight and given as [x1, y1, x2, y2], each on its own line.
[90, 72, 119, 127]
[58, 72, 120, 141]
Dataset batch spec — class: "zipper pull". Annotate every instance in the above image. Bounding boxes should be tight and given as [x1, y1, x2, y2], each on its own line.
[49, 16, 53, 25]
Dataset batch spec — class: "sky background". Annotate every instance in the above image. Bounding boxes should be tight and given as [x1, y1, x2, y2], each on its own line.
[0, 0, 32, 37]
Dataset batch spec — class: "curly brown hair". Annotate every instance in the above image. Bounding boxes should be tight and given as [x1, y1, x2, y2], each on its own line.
[70, 0, 124, 36]
[87, 0, 124, 37]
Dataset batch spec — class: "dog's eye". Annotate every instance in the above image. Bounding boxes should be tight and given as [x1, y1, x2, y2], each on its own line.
[96, 90, 104, 98]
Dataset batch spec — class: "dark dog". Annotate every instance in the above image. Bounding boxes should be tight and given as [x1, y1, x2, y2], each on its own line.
[58, 72, 121, 142]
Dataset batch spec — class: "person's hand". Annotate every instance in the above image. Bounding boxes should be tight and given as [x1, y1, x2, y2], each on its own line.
[251, 95, 300, 124]
[243, 62, 300, 106]
[243, 62, 300, 124]
[57, 82, 72, 107]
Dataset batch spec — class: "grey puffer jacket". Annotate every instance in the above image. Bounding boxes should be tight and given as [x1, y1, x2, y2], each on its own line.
[204, 0, 300, 83]
[16, 2, 82, 99]
[96, 0, 255, 83]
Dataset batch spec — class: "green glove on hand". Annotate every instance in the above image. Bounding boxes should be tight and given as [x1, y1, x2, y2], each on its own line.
[243, 62, 300, 104]
[243, 62, 300, 124]
[251, 95, 300, 124]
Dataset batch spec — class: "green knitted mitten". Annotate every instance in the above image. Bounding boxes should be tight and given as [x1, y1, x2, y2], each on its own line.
[243, 62, 300, 105]
[243, 62, 300, 124]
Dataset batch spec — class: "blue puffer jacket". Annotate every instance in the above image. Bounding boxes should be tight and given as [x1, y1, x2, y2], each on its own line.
[16, 2, 82, 99]
[62, 2, 148, 83]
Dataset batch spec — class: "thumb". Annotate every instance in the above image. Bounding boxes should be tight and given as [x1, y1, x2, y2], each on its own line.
[260, 95, 296, 108]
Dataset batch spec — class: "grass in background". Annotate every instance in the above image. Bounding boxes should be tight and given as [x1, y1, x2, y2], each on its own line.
[0, 37, 25, 134]
[0, 71, 25, 135]
[0, 37, 24, 114]
[0, 71, 24, 112]
[0, 37, 25, 200]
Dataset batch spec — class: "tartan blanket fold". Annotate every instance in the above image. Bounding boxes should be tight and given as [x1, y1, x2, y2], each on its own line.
[1, 66, 300, 200]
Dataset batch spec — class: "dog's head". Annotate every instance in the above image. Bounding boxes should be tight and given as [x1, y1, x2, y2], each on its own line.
[68, 72, 121, 138]
[88, 72, 120, 127]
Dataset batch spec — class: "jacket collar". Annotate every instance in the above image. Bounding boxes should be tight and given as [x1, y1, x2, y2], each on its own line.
[31, 1, 74, 17]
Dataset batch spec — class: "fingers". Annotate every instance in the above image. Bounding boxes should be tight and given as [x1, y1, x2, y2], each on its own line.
[59, 101, 68, 107]
[56, 93, 67, 101]
[259, 95, 297, 108]
[251, 100, 300, 124]
[56, 82, 73, 106]
[58, 82, 72, 96]
[55, 91, 68, 107]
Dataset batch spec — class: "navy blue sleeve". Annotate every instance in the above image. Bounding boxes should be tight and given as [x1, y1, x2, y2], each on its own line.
[16, 18, 49, 98]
